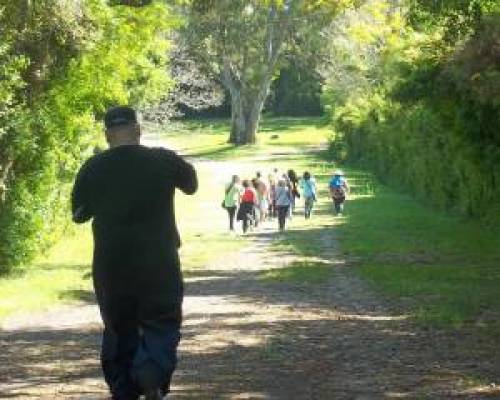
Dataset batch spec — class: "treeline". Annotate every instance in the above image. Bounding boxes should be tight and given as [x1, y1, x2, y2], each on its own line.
[0, 1, 174, 272]
[323, 0, 500, 218]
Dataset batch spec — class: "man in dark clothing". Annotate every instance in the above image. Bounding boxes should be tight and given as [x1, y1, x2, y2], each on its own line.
[71, 106, 197, 400]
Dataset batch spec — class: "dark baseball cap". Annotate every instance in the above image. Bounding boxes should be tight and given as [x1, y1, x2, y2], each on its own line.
[104, 106, 138, 129]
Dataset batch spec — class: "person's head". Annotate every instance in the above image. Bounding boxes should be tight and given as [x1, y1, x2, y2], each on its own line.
[334, 169, 344, 177]
[303, 171, 311, 180]
[104, 106, 141, 148]
[278, 179, 286, 187]
[288, 169, 297, 180]
[242, 179, 250, 188]
[256, 171, 261, 179]
[232, 175, 240, 184]
[273, 168, 278, 174]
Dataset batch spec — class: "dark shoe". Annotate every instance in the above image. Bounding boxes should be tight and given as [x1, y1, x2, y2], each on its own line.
[134, 361, 164, 400]
[144, 388, 163, 400]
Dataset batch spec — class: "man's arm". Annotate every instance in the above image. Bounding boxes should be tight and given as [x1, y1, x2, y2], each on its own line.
[71, 163, 93, 224]
[173, 153, 198, 195]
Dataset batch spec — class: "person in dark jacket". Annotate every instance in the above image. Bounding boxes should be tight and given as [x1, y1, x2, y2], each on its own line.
[71, 106, 197, 400]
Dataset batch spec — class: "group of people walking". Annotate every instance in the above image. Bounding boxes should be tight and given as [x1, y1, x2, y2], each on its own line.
[222, 168, 349, 234]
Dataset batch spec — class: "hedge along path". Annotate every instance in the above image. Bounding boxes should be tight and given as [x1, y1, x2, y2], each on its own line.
[0, 141, 499, 399]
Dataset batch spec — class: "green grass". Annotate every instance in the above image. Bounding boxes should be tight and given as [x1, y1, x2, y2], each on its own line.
[259, 261, 333, 284]
[359, 263, 500, 326]
[333, 170, 500, 330]
[0, 226, 93, 320]
[147, 116, 328, 160]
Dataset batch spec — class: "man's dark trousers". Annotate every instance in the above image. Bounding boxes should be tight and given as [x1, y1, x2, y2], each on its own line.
[94, 252, 183, 400]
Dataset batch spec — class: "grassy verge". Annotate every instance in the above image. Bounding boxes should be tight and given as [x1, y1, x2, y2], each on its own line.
[336, 170, 500, 331]
[0, 226, 93, 320]
[146, 116, 328, 160]
[260, 261, 332, 284]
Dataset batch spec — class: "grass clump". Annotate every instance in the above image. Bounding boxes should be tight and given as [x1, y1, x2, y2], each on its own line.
[260, 261, 332, 284]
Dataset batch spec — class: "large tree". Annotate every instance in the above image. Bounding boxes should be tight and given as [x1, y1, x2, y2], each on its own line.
[181, 0, 353, 144]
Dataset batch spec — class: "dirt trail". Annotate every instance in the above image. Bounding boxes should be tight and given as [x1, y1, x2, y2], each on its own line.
[1, 156, 499, 399]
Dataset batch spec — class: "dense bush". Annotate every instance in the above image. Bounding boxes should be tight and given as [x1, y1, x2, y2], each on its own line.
[0, 1, 174, 272]
[323, 1, 500, 218]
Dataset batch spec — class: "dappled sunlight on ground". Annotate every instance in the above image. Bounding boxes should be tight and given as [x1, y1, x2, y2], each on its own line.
[1, 132, 499, 399]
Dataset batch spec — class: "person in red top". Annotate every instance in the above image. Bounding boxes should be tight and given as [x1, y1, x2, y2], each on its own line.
[237, 180, 257, 233]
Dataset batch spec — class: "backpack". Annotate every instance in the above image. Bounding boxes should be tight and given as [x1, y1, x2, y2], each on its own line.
[332, 187, 345, 201]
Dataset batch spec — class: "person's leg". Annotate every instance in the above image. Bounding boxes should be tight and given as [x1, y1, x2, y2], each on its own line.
[253, 206, 259, 227]
[242, 215, 248, 233]
[277, 206, 287, 230]
[95, 277, 140, 400]
[133, 258, 183, 398]
[228, 206, 236, 230]
[133, 313, 181, 398]
[334, 200, 341, 215]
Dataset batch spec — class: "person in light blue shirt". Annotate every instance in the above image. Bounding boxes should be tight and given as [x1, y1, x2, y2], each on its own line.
[300, 171, 317, 219]
[329, 169, 349, 215]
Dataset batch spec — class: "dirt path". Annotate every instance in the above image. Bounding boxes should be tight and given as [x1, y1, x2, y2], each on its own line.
[1, 156, 499, 399]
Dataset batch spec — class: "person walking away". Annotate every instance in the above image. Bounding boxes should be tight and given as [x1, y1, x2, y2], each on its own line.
[223, 175, 241, 231]
[268, 174, 277, 219]
[300, 171, 317, 219]
[275, 179, 292, 231]
[255, 172, 269, 223]
[329, 169, 349, 215]
[287, 169, 300, 215]
[251, 178, 261, 227]
[71, 106, 198, 400]
[237, 180, 257, 233]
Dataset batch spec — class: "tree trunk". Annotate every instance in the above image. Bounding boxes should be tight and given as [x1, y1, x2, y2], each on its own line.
[228, 74, 274, 145]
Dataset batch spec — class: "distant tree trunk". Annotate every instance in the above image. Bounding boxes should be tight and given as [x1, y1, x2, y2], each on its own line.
[220, 11, 284, 145]
[225, 67, 275, 145]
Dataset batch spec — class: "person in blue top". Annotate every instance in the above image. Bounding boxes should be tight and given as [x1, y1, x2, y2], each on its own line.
[329, 169, 349, 215]
[299, 171, 317, 219]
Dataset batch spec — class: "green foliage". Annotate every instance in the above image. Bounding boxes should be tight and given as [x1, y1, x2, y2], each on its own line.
[181, 0, 351, 143]
[269, 63, 323, 116]
[323, 0, 500, 218]
[0, 1, 174, 273]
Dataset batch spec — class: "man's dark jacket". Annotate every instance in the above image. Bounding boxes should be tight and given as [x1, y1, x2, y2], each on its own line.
[71, 145, 197, 302]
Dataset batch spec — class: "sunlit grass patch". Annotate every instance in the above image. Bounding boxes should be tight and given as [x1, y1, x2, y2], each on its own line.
[336, 169, 500, 330]
[259, 261, 332, 284]
[0, 226, 93, 320]
[152, 116, 330, 160]
[359, 263, 500, 329]
[181, 232, 246, 270]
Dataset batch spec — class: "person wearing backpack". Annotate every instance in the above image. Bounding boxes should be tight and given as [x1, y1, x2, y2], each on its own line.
[300, 171, 317, 219]
[223, 175, 241, 231]
[237, 180, 258, 233]
[329, 169, 349, 215]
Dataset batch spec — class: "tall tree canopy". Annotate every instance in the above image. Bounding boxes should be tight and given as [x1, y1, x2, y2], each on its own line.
[181, 0, 354, 144]
[322, 0, 500, 217]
